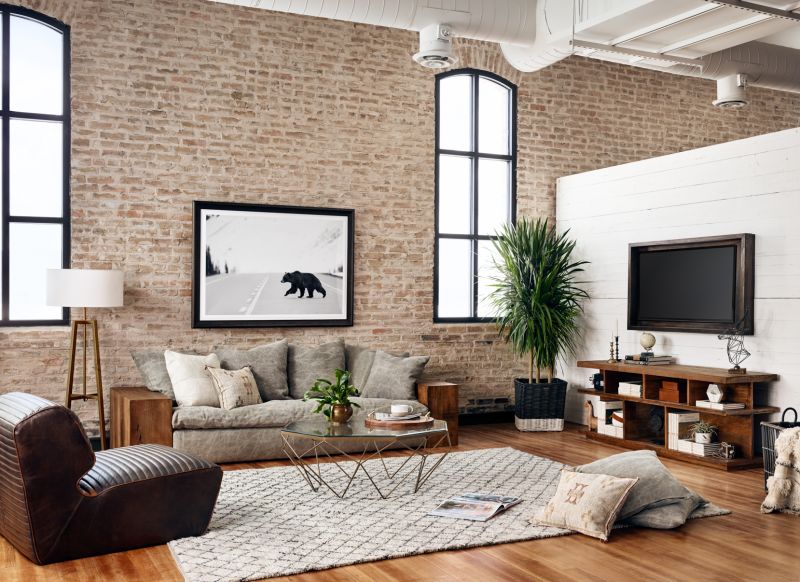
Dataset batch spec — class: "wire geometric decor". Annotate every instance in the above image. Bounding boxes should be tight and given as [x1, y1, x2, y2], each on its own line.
[718, 317, 751, 374]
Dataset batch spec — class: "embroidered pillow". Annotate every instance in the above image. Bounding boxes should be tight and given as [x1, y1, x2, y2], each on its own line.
[532, 470, 638, 541]
[207, 366, 262, 410]
[164, 350, 221, 407]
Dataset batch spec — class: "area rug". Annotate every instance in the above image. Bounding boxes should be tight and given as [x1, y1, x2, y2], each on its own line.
[168, 447, 729, 582]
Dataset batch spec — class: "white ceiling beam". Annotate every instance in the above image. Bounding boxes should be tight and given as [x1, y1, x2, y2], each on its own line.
[608, 4, 723, 47]
[658, 13, 773, 53]
[705, 0, 800, 21]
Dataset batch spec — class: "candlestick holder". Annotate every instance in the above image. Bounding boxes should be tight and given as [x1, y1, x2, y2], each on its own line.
[615, 336, 620, 362]
[608, 341, 616, 363]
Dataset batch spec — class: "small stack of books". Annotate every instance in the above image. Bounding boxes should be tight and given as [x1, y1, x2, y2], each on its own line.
[618, 380, 642, 397]
[677, 439, 723, 457]
[625, 353, 675, 366]
[597, 400, 624, 438]
[695, 400, 745, 410]
[667, 411, 699, 450]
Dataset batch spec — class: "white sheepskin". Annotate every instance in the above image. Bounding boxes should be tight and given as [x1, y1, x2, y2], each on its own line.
[762, 426, 800, 514]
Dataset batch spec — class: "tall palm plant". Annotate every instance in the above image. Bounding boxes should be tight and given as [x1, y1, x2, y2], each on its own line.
[487, 217, 589, 384]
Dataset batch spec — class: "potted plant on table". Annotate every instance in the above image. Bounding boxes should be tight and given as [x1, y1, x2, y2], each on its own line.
[689, 421, 718, 444]
[303, 368, 361, 425]
[487, 217, 589, 432]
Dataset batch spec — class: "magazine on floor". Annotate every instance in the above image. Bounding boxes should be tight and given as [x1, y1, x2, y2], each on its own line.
[428, 493, 522, 521]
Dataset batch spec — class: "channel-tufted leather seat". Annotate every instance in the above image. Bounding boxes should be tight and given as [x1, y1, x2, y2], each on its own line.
[0, 392, 222, 565]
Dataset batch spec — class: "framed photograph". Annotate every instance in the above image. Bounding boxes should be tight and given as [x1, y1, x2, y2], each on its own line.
[192, 201, 354, 328]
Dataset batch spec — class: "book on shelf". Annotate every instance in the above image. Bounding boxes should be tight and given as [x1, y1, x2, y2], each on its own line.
[625, 354, 674, 362]
[428, 493, 522, 521]
[624, 359, 675, 366]
[676, 439, 723, 457]
[695, 400, 745, 410]
[618, 380, 642, 397]
[667, 411, 700, 450]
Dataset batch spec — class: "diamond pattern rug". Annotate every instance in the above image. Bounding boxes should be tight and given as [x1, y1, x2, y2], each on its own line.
[168, 447, 728, 581]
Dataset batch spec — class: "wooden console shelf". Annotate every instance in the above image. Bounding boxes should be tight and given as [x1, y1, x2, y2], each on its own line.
[577, 360, 779, 471]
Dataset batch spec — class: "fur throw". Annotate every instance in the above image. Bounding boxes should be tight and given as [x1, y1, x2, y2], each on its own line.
[762, 426, 800, 514]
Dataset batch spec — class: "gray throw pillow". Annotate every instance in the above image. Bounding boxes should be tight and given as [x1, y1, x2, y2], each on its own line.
[345, 344, 409, 393]
[217, 339, 289, 401]
[287, 339, 345, 399]
[361, 350, 429, 400]
[131, 349, 195, 401]
[623, 490, 706, 529]
[575, 450, 692, 520]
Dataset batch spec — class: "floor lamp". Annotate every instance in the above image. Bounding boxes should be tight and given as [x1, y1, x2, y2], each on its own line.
[46, 269, 124, 450]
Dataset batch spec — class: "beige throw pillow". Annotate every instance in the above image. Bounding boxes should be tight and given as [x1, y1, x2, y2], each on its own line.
[165, 350, 221, 407]
[207, 366, 262, 410]
[533, 470, 638, 541]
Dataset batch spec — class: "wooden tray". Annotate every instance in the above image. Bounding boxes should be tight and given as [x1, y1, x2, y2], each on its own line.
[365, 417, 434, 430]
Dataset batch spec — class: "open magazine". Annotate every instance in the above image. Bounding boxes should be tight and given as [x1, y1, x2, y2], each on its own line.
[428, 493, 522, 522]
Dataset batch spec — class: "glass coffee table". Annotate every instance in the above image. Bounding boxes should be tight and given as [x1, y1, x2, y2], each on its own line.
[281, 415, 451, 499]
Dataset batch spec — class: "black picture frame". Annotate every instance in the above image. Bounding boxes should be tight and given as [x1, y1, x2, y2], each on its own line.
[192, 201, 354, 328]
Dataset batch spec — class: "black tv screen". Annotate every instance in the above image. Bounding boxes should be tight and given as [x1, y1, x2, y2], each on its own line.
[628, 234, 754, 334]
[637, 246, 736, 323]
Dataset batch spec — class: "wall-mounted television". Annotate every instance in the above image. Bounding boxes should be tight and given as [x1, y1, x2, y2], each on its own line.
[628, 234, 754, 335]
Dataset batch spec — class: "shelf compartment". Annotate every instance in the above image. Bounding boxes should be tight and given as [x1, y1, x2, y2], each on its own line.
[623, 401, 664, 447]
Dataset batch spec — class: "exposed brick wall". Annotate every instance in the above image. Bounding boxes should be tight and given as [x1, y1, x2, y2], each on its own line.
[2, 0, 799, 432]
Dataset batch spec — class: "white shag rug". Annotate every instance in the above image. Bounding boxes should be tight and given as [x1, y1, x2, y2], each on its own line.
[168, 447, 728, 582]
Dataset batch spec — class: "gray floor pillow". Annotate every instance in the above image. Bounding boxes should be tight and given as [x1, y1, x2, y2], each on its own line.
[575, 449, 693, 520]
[360, 350, 429, 400]
[288, 339, 345, 398]
[623, 490, 707, 529]
[217, 339, 289, 401]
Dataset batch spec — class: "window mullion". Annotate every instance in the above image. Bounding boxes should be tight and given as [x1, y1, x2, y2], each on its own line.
[471, 74, 479, 319]
[2, 10, 11, 322]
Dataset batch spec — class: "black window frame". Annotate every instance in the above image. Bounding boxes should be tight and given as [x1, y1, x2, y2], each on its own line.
[433, 68, 517, 324]
[0, 4, 71, 327]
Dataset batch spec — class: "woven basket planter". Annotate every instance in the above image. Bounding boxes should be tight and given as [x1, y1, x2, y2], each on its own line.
[514, 378, 567, 432]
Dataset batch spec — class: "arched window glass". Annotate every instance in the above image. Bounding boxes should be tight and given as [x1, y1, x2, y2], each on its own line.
[434, 69, 516, 322]
[1, 6, 70, 325]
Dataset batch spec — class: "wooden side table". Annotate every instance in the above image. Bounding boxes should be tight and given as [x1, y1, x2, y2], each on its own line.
[110, 386, 173, 448]
[417, 381, 459, 446]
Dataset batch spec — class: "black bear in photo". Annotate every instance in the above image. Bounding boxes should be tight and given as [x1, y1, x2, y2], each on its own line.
[281, 271, 327, 298]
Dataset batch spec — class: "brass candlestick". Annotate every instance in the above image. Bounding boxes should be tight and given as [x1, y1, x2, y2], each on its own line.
[608, 341, 616, 363]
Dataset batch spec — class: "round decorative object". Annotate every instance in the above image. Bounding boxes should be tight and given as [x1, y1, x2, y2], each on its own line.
[640, 332, 656, 351]
[648, 408, 664, 433]
[330, 404, 353, 425]
[707, 383, 724, 404]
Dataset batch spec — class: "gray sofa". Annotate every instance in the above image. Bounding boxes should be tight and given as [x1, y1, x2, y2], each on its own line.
[172, 396, 420, 463]
[131, 339, 457, 463]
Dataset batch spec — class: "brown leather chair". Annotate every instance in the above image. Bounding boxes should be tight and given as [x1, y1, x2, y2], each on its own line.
[0, 392, 222, 565]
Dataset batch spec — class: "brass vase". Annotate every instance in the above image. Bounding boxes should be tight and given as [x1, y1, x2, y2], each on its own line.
[330, 404, 353, 425]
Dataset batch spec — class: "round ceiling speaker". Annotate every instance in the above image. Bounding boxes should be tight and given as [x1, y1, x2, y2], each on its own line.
[413, 23, 458, 69]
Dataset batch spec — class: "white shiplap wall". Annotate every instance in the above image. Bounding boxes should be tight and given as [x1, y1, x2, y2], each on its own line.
[556, 127, 800, 423]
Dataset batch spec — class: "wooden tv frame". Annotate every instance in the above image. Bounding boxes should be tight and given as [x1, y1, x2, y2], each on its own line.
[627, 233, 754, 335]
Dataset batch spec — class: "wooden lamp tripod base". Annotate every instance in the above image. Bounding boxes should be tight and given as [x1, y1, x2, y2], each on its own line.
[64, 307, 107, 450]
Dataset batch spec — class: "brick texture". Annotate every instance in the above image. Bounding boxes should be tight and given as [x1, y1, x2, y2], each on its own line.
[2, 0, 799, 433]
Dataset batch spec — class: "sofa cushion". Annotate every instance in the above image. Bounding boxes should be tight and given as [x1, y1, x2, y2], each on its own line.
[217, 339, 289, 401]
[171, 397, 417, 430]
[165, 351, 221, 408]
[575, 449, 693, 520]
[208, 366, 262, 410]
[361, 350, 430, 400]
[132, 349, 195, 401]
[287, 340, 345, 399]
[345, 344, 409, 393]
[623, 490, 707, 529]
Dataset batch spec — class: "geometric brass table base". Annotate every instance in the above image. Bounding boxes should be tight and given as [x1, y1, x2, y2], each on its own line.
[281, 430, 451, 500]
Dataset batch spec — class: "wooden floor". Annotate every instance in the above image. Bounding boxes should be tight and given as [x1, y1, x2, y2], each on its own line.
[2, 423, 799, 582]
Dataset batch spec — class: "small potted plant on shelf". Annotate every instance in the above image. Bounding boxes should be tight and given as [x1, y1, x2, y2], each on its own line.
[689, 421, 718, 444]
[487, 217, 589, 432]
[303, 368, 361, 425]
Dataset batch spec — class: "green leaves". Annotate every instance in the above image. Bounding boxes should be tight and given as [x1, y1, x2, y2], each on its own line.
[487, 217, 589, 383]
[303, 368, 360, 418]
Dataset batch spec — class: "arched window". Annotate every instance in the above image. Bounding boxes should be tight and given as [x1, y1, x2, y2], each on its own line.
[0, 6, 70, 325]
[434, 69, 516, 322]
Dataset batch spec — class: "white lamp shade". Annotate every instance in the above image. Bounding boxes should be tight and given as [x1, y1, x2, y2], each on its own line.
[46, 269, 124, 308]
